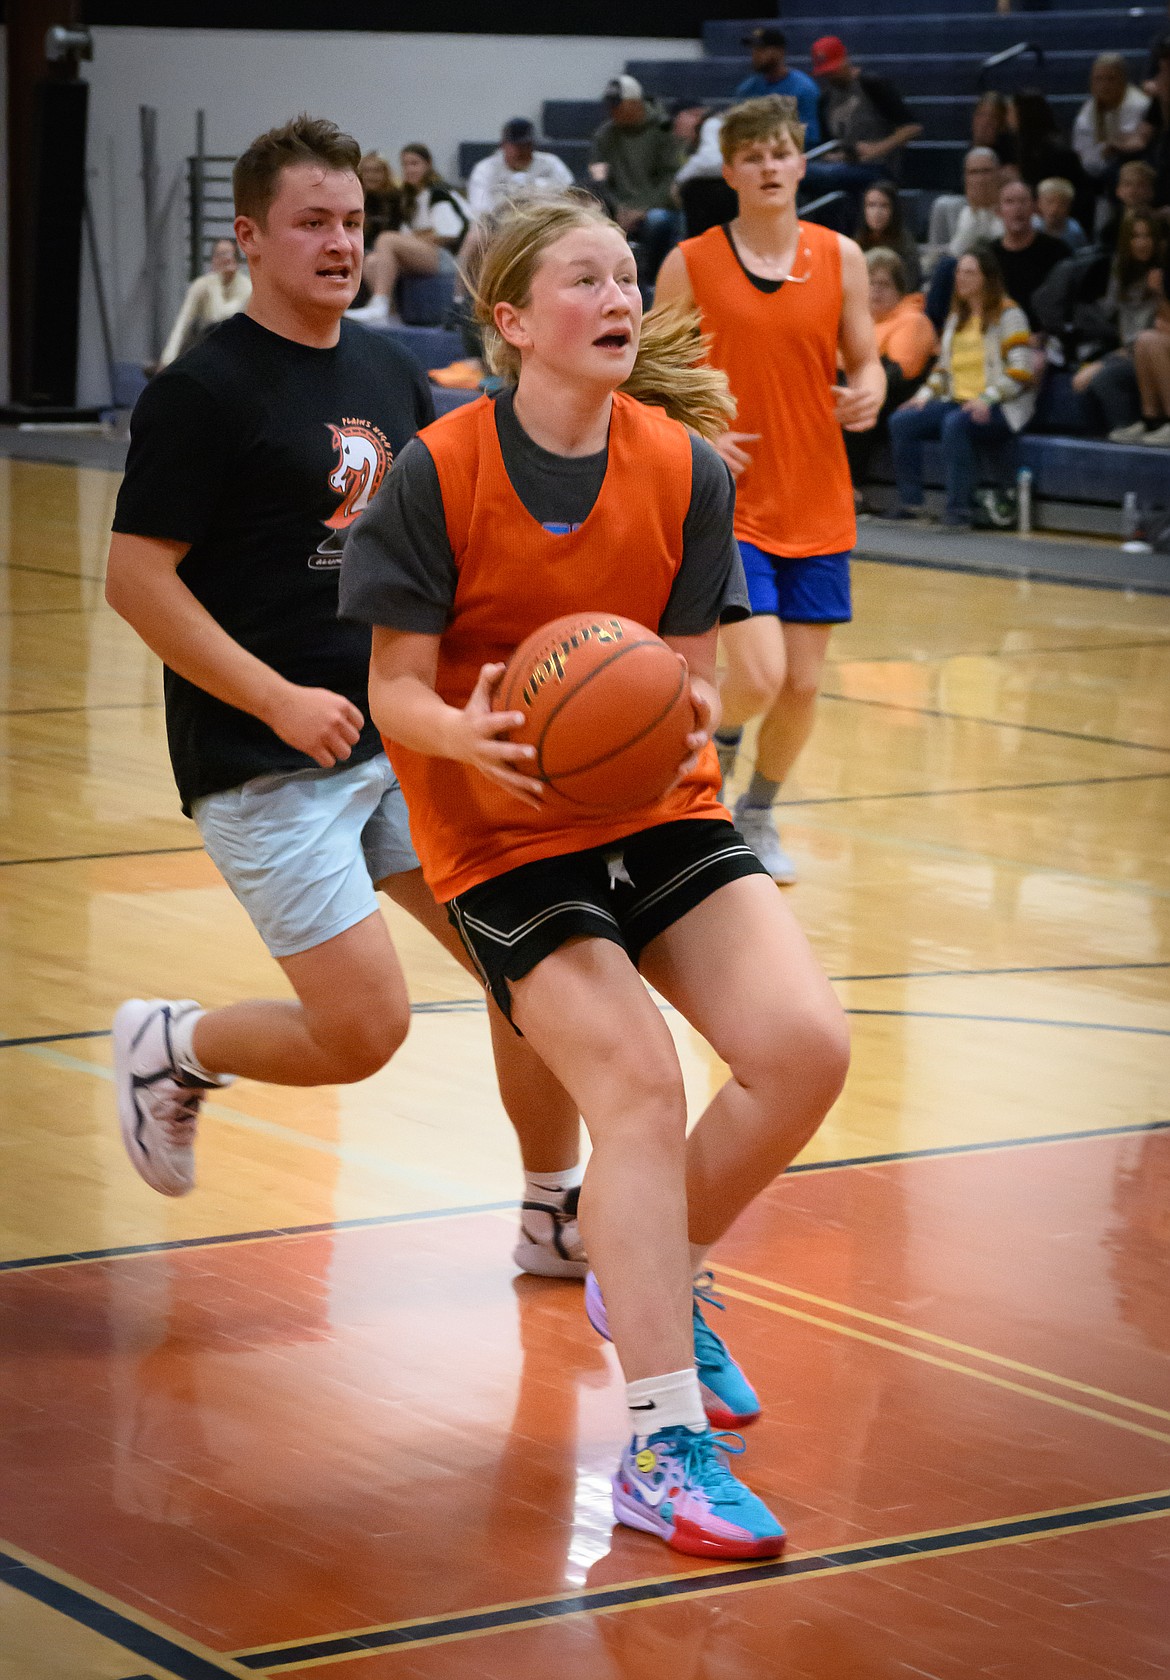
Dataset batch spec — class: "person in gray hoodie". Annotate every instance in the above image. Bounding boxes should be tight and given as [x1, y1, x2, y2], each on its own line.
[590, 75, 683, 280]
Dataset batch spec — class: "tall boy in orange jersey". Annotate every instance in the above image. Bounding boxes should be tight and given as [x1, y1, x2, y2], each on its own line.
[655, 96, 885, 882]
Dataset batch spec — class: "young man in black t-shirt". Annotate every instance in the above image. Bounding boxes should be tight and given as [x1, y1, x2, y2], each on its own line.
[106, 117, 583, 1276]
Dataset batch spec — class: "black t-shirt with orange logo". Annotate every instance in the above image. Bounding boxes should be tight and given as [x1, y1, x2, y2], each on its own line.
[113, 313, 433, 811]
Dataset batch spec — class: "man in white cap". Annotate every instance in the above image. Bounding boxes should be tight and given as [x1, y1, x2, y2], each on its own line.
[590, 74, 683, 279]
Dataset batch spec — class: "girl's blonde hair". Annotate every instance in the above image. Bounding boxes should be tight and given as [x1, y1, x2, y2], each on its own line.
[463, 191, 735, 441]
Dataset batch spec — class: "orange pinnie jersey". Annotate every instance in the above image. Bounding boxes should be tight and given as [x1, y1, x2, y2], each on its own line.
[681, 221, 856, 558]
[384, 392, 725, 902]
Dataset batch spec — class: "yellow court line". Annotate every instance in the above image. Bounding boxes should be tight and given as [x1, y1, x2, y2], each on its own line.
[244, 1497, 1170, 1670]
[716, 1265, 1170, 1423]
[0, 1534, 257, 1677]
[716, 1284, 1170, 1444]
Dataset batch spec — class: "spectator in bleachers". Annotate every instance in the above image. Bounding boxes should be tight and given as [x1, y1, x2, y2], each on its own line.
[674, 111, 738, 237]
[1035, 178, 1088, 252]
[159, 238, 250, 367]
[735, 28, 820, 146]
[1097, 159, 1159, 255]
[927, 149, 1004, 260]
[1140, 42, 1170, 205]
[399, 145, 471, 252]
[993, 179, 1071, 329]
[854, 181, 921, 290]
[357, 153, 402, 246]
[1077, 212, 1170, 444]
[971, 92, 1015, 169]
[1009, 90, 1093, 234]
[846, 247, 939, 501]
[466, 119, 573, 221]
[807, 35, 922, 197]
[350, 146, 470, 325]
[590, 75, 683, 281]
[1073, 55, 1153, 193]
[887, 243, 1036, 528]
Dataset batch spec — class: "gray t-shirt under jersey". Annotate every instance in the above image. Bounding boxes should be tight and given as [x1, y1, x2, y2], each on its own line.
[340, 388, 749, 636]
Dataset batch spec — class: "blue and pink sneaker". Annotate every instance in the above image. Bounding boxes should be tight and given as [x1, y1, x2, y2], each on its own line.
[585, 1269, 761, 1428]
[613, 1425, 785, 1559]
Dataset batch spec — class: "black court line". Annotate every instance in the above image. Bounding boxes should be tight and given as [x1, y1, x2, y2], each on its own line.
[784, 1118, 1170, 1175]
[2, 1121, 1165, 1277]
[0, 701, 164, 717]
[0, 997, 483, 1051]
[0, 843, 204, 869]
[0, 1550, 241, 1678]
[233, 1492, 1170, 1668]
[0, 606, 94, 617]
[780, 769, 1170, 808]
[8, 962, 1166, 1049]
[831, 636, 1170, 666]
[820, 690, 1170, 756]
[845, 1008, 1170, 1036]
[0, 1200, 519, 1275]
[0, 561, 106, 583]
[834, 959, 1170, 981]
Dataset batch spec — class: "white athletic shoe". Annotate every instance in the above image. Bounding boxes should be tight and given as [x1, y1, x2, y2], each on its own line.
[733, 798, 798, 885]
[513, 1184, 588, 1280]
[347, 295, 398, 325]
[1108, 421, 1148, 444]
[112, 999, 228, 1197]
[1143, 422, 1170, 448]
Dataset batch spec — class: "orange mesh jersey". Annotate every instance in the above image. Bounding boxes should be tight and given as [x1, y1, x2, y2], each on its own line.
[680, 221, 856, 559]
[384, 392, 726, 903]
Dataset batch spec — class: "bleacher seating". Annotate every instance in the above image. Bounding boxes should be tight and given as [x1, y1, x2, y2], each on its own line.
[447, 5, 1167, 529]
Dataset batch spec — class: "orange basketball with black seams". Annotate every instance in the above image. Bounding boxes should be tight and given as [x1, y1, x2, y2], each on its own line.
[494, 613, 695, 813]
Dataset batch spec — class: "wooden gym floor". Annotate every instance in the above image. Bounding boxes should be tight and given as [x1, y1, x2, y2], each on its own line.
[1, 456, 1168, 1680]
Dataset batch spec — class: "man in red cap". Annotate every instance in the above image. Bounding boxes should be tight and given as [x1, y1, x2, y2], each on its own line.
[804, 36, 921, 223]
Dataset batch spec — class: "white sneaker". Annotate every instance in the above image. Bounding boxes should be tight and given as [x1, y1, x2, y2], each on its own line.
[1143, 422, 1170, 447]
[513, 1184, 588, 1280]
[1108, 421, 1149, 444]
[112, 999, 230, 1197]
[347, 295, 398, 324]
[733, 797, 798, 884]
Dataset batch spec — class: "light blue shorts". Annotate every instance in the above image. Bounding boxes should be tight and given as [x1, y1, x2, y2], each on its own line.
[192, 753, 419, 959]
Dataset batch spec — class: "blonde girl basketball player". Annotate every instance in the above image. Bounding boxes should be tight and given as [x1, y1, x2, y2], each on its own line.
[656, 97, 885, 883]
[340, 193, 849, 1560]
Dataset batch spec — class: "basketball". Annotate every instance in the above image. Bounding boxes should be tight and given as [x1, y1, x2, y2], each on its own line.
[494, 613, 696, 812]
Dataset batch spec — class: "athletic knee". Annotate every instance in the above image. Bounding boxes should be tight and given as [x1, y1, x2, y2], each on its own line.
[781, 665, 822, 706]
[599, 1050, 687, 1148]
[313, 1001, 410, 1082]
[734, 658, 785, 717]
[738, 995, 851, 1110]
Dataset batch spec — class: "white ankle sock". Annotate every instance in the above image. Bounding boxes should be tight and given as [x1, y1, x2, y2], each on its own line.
[626, 1367, 707, 1441]
[524, 1164, 583, 1202]
[689, 1243, 710, 1280]
[168, 1008, 230, 1087]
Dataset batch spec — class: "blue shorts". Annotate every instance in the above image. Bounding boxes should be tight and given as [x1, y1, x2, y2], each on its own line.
[192, 753, 419, 960]
[738, 542, 853, 624]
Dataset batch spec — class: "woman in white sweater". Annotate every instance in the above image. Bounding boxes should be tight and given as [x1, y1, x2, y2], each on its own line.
[159, 239, 251, 367]
[887, 241, 1036, 527]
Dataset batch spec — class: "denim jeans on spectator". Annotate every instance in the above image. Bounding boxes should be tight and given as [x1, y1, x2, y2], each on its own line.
[632, 207, 683, 284]
[889, 398, 1014, 522]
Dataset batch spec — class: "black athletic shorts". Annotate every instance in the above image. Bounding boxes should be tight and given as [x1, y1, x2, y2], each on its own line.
[447, 818, 768, 1026]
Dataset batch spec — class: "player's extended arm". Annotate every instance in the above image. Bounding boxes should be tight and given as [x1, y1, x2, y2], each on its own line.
[368, 626, 544, 806]
[833, 237, 887, 432]
[105, 531, 363, 768]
